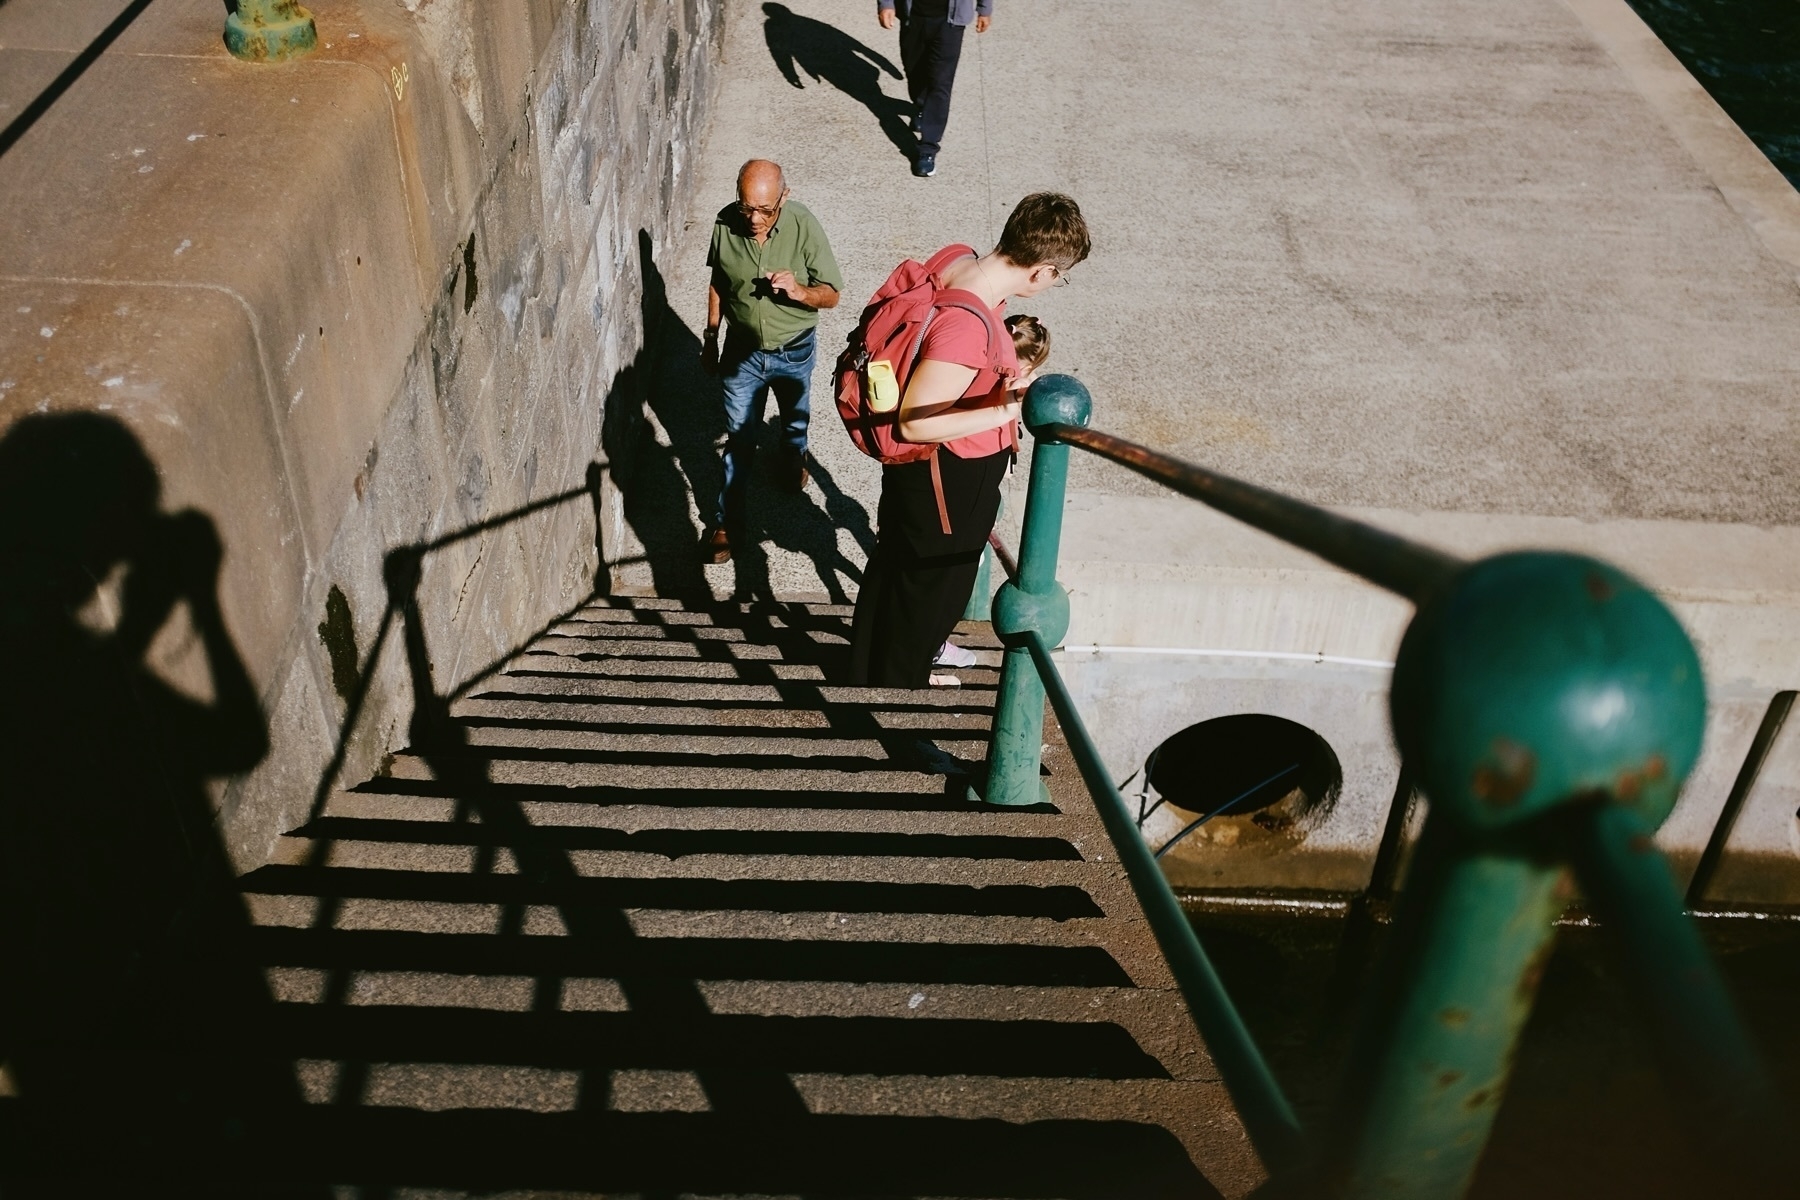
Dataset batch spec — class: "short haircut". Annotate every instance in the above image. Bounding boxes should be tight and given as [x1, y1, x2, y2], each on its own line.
[1005, 314, 1051, 372]
[995, 192, 1090, 272]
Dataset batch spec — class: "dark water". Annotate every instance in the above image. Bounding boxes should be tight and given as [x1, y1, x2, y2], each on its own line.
[1191, 909, 1800, 1196]
[1627, 0, 1800, 187]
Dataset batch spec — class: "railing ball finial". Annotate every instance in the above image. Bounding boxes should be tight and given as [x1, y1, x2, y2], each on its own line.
[1390, 550, 1705, 833]
[1021, 373, 1092, 442]
[225, 0, 319, 63]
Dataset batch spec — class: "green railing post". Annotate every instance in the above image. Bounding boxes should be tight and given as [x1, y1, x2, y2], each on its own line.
[224, 0, 318, 62]
[1318, 552, 1709, 1198]
[983, 375, 1089, 806]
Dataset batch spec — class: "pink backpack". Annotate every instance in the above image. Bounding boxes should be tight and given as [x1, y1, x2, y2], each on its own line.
[834, 244, 1012, 534]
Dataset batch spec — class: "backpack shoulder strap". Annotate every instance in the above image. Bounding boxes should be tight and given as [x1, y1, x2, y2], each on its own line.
[923, 243, 978, 279]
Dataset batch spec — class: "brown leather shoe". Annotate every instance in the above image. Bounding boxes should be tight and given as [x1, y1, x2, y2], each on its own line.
[702, 526, 731, 564]
[782, 452, 811, 493]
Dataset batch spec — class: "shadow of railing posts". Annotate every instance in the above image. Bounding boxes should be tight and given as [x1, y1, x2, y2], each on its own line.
[304, 461, 813, 1130]
[306, 465, 623, 828]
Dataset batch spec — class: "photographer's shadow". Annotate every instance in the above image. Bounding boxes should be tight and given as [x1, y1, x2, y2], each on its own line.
[0, 413, 310, 1191]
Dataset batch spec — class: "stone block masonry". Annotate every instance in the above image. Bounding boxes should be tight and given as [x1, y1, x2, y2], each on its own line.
[0, 0, 724, 869]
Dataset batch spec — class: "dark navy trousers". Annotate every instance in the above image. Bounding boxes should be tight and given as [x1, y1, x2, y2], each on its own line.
[898, 15, 966, 159]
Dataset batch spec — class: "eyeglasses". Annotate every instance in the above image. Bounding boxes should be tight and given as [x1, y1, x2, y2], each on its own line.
[737, 200, 783, 219]
[1047, 264, 1072, 288]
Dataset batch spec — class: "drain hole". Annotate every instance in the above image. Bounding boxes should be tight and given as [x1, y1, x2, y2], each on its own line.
[1133, 714, 1341, 857]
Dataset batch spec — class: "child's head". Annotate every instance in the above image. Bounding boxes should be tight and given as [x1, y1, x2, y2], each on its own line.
[1005, 314, 1050, 374]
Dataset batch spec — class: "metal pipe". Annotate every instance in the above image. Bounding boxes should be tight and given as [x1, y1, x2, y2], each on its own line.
[1022, 629, 1307, 1175]
[1566, 801, 1785, 1184]
[1042, 423, 1462, 604]
[1684, 689, 1795, 907]
[1321, 550, 1714, 1197]
[224, 0, 318, 62]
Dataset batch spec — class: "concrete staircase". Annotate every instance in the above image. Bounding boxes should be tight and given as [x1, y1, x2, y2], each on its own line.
[243, 595, 1262, 1198]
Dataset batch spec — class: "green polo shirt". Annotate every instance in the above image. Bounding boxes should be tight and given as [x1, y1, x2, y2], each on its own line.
[708, 199, 844, 350]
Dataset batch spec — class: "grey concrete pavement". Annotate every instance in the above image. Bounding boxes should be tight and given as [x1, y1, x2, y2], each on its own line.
[632, 0, 1800, 900]
[634, 0, 1800, 568]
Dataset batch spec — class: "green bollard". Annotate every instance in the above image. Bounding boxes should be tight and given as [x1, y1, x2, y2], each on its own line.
[225, 0, 318, 62]
[1317, 552, 1706, 1198]
[983, 375, 1090, 806]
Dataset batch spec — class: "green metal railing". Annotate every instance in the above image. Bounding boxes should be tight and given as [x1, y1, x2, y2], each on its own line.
[224, 1, 318, 62]
[980, 375, 1783, 1196]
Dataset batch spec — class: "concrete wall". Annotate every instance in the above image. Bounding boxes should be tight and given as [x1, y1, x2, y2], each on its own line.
[0, 0, 724, 868]
[1050, 497, 1800, 900]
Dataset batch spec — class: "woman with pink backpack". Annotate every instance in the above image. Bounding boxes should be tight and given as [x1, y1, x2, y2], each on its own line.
[839, 192, 1090, 687]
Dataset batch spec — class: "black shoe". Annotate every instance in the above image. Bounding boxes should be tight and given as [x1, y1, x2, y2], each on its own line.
[912, 154, 936, 178]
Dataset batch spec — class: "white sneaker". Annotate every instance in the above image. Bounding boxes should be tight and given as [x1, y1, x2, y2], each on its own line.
[933, 640, 978, 668]
[928, 672, 962, 688]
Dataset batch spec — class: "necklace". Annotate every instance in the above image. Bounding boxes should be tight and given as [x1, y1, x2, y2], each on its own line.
[973, 256, 1003, 306]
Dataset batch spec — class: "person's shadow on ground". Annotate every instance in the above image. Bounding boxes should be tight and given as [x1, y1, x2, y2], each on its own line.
[761, 2, 916, 162]
[737, 455, 876, 605]
[603, 230, 715, 598]
[0, 413, 320, 1195]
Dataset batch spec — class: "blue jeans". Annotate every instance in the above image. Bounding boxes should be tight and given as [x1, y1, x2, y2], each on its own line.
[710, 327, 815, 529]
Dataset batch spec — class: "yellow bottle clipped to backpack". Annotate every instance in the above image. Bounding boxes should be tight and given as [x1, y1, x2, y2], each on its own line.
[866, 359, 900, 412]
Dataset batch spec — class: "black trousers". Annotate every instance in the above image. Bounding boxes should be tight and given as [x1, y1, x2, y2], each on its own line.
[849, 447, 1010, 688]
[898, 15, 966, 158]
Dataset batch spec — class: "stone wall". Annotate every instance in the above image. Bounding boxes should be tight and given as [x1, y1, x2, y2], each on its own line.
[0, 0, 724, 868]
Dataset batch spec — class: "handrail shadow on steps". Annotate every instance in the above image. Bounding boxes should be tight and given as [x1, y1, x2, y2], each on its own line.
[306, 463, 631, 826]
[280, 456, 1224, 1195]
[978, 374, 1788, 1197]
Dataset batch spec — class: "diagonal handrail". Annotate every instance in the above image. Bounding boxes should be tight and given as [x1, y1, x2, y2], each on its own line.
[1039, 423, 1461, 604]
[1019, 628, 1307, 1170]
[980, 374, 1782, 1196]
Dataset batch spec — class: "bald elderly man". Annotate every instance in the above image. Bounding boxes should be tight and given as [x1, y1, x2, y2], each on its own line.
[700, 159, 844, 564]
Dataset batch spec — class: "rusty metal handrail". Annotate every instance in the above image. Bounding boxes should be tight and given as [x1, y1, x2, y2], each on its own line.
[978, 374, 1780, 1195]
[1038, 423, 1461, 604]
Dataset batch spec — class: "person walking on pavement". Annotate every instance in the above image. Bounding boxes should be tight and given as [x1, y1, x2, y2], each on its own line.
[701, 159, 845, 564]
[877, 0, 992, 178]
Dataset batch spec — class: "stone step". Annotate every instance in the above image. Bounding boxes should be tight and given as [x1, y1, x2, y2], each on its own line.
[248, 925, 1138, 988]
[267, 837, 1101, 892]
[310, 789, 1076, 834]
[578, 595, 859, 620]
[267, 1001, 1171, 1081]
[464, 671, 1000, 710]
[231, 1105, 1217, 1197]
[542, 620, 850, 646]
[452, 694, 996, 733]
[327, 780, 1051, 816]
[376, 751, 984, 796]
[451, 724, 987, 760]
[505, 646, 1003, 689]
[284, 814, 1087, 863]
[242, 864, 1109, 921]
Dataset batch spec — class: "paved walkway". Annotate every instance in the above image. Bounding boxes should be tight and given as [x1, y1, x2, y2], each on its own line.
[614, 0, 1800, 606]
